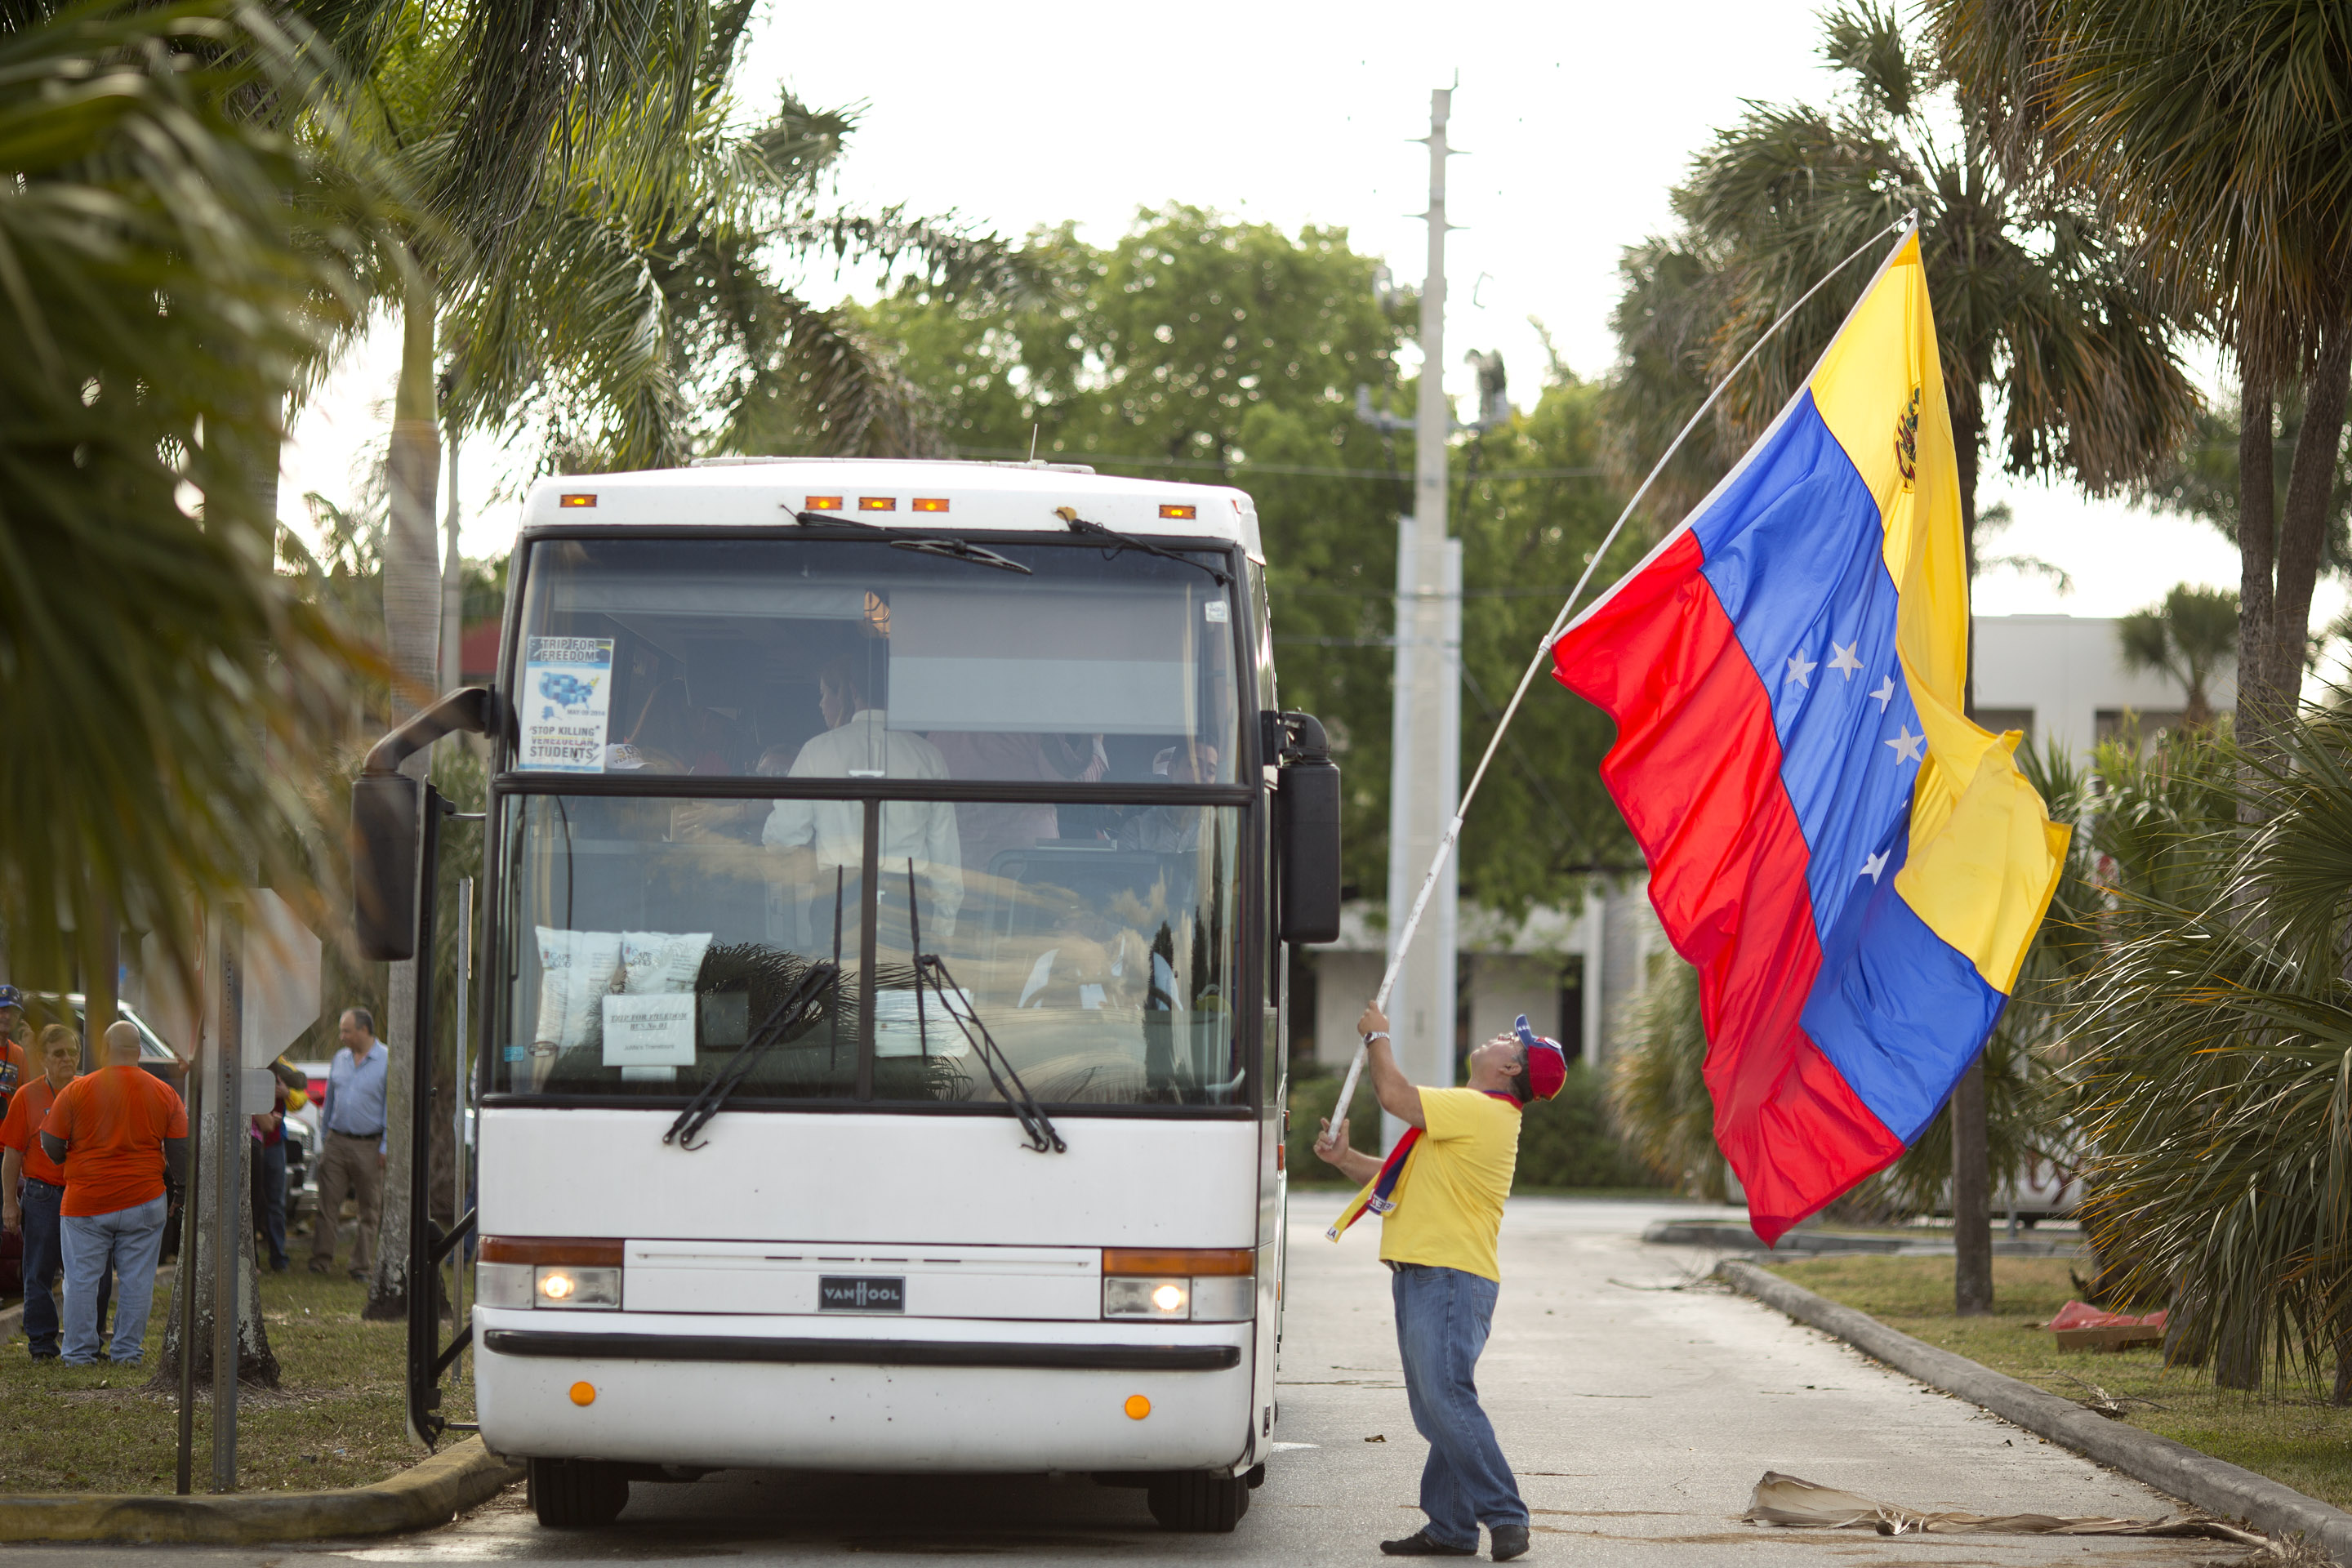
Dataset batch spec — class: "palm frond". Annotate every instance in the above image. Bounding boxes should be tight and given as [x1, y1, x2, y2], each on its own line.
[0, 1, 381, 988]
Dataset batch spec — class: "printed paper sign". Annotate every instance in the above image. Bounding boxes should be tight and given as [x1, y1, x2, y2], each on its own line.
[872, 989, 971, 1058]
[520, 636, 615, 772]
[601, 992, 697, 1068]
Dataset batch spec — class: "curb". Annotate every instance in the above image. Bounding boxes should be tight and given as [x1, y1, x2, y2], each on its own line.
[1717, 1258, 2352, 1565]
[0, 1436, 522, 1544]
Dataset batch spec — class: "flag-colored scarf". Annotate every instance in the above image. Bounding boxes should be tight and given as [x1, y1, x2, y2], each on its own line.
[1326, 1091, 1517, 1241]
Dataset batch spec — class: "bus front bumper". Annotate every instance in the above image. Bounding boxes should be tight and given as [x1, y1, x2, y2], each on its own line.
[474, 1309, 1258, 1473]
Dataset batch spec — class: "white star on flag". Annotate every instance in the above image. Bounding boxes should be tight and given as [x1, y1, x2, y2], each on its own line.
[1860, 849, 1889, 883]
[1829, 641, 1864, 679]
[1785, 649, 1817, 687]
[1870, 675, 1896, 711]
[1886, 727, 1925, 764]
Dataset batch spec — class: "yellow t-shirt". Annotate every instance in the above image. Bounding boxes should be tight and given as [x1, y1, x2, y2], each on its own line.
[1378, 1087, 1522, 1281]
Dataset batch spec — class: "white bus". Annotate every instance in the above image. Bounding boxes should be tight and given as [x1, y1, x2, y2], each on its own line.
[351, 459, 1340, 1533]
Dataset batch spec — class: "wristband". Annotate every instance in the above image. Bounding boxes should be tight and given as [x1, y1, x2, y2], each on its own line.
[1362, 1031, 1390, 1044]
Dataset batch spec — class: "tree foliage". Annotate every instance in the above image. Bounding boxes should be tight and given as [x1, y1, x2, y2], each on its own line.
[2118, 584, 2240, 728]
[1933, 0, 2352, 744]
[1606, 2, 2196, 555]
[0, 2, 389, 990]
[2064, 712, 2352, 1396]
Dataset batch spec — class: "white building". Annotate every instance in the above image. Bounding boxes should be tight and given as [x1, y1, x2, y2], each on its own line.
[1971, 612, 2229, 751]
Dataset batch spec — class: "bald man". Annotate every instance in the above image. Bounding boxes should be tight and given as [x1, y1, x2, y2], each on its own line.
[40, 1022, 187, 1365]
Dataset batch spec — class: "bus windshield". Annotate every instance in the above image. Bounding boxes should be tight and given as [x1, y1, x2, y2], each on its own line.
[491, 535, 1250, 1111]
[510, 536, 1240, 782]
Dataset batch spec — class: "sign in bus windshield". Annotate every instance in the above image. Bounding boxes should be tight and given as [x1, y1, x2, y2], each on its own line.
[492, 537, 1250, 1111]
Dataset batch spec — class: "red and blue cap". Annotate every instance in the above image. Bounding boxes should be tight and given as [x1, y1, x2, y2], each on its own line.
[1512, 1015, 1569, 1103]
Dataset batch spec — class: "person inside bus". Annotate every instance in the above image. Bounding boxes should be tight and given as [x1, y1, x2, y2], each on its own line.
[1116, 740, 1218, 853]
[763, 653, 962, 939]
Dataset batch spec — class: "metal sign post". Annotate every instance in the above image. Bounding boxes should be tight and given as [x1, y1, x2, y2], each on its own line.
[211, 902, 243, 1490]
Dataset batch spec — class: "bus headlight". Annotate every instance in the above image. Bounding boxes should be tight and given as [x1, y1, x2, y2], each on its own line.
[1104, 1276, 1191, 1320]
[1099, 1248, 1257, 1323]
[536, 1265, 621, 1309]
[479, 1237, 626, 1312]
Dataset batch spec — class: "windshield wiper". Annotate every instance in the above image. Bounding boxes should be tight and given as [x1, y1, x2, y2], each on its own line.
[1056, 507, 1232, 586]
[788, 508, 884, 530]
[915, 951, 1066, 1154]
[664, 959, 840, 1151]
[890, 536, 1031, 574]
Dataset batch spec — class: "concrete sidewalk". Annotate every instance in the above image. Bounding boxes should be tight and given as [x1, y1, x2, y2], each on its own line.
[2, 1197, 2261, 1565]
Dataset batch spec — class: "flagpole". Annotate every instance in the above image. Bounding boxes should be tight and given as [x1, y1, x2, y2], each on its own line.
[1329, 212, 1919, 1134]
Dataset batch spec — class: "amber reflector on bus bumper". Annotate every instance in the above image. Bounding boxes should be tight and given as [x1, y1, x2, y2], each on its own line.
[804, 495, 842, 510]
[480, 1236, 625, 1266]
[1102, 1247, 1253, 1276]
[559, 493, 597, 508]
[911, 497, 950, 512]
[858, 496, 897, 511]
[1159, 504, 1196, 519]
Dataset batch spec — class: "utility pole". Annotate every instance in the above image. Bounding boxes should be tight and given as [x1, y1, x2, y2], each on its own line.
[1383, 87, 1463, 1147]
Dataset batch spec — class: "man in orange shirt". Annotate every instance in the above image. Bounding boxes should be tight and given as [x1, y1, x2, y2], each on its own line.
[2, 1025, 101, 1361]
[39, 1022, 187, 1365]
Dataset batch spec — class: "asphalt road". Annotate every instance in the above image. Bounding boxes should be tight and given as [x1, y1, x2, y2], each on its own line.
[16, 1197, 2254, 1566]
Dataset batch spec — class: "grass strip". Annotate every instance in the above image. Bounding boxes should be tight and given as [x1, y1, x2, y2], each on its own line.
[1767, 1254, 2352, 1511]
[0, 1268, 471, 1496]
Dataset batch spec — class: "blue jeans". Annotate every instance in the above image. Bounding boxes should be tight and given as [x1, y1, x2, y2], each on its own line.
[1392, 1263, 1526, 1548]
[61, 1194, 167, 1365]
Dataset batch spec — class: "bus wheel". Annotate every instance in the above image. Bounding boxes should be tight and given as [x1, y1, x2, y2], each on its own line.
[1147, 1472, 1250, 1532]
[528, 1458, 629, 1528]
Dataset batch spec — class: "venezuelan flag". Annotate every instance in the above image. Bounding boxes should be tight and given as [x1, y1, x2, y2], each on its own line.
[1552, 227, 2068, 1243]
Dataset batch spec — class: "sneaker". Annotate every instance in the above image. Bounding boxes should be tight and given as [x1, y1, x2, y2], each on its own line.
[347, 1267, 368, 1281]
[307, 1258, 332, 1275]
[1490, 1523, 1530, 1561]
[1381, 1530, 1477, 1557]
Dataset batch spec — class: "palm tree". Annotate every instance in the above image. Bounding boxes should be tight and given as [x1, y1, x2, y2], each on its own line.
[301, 0, 717, 1320]
[1602, 1, 2196, 1312]
[2067, 710, 2352, 1396]
[1933, 0, 2352, 752]
[1609, 3, 2197, 559]
[2117, 585, 2240, 730]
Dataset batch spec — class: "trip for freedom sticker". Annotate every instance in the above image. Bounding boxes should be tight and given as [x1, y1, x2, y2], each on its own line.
[519, 636, 615, 772]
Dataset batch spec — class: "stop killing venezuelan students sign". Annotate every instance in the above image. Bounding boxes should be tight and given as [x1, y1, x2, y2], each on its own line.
[1549, 228, 2069, 1244]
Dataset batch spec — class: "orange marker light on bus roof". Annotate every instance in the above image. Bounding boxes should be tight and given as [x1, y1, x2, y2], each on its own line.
[911, 497, 950, 513]
[570, 1381, 596, 1406]
[1125, 1394, 1151, 1420]
[804, 495, 843, 510]
[559, 493, 597, 508]
[858, 496, 897, 511]
[1159, 504, 1196, 519]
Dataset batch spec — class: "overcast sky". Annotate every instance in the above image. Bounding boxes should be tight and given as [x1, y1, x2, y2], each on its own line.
[283, 0, 2278, 625]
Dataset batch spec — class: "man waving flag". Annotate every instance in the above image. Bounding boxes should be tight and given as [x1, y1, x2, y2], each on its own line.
[1550, 226, 2068, 1243]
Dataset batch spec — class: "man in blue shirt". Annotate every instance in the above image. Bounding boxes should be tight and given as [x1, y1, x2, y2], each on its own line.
[308, 1008, 388, 1280]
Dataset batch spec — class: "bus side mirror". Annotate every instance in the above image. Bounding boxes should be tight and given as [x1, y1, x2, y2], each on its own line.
[352, 773, 421, 961]
[1272, 712, 1342, 945]
[350, 687, 501, 963]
